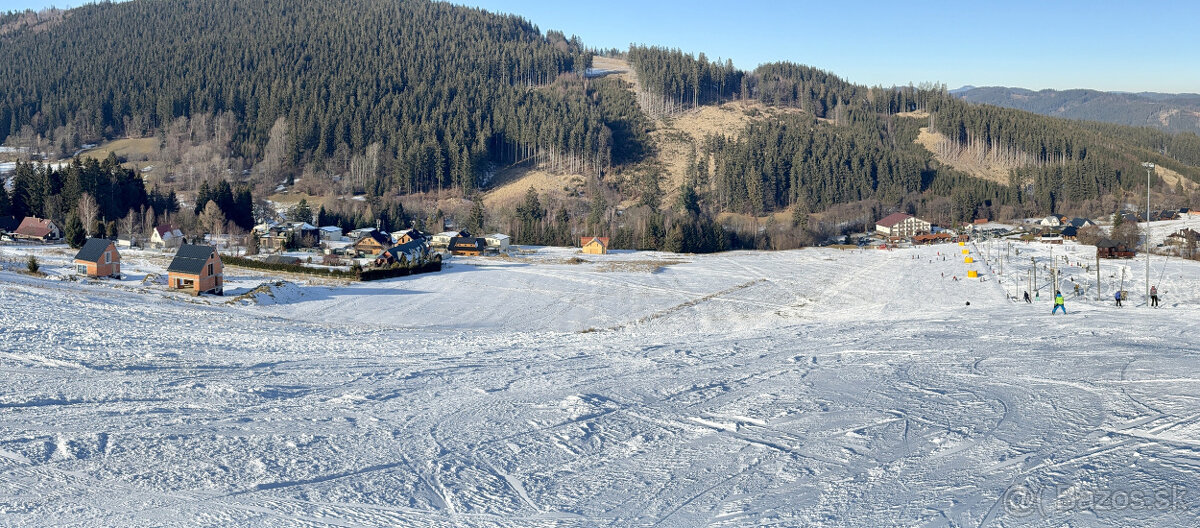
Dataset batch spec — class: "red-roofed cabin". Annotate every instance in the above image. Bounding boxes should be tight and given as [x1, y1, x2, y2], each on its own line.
[13, 217, 61, 241]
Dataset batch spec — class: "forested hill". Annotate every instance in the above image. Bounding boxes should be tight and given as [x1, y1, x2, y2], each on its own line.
[625, 46, 1200, 226]
[0, 0, 605, 194]
[955, 86, 1200, 133]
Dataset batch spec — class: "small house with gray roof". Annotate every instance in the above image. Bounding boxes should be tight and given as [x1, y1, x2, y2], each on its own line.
[167, 244, 224, 295]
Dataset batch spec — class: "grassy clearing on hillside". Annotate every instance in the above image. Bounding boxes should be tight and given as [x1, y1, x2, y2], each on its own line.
[79, 137, 160, 161]
[915, 127, 1012, 185]
[482, 165, 586, 209]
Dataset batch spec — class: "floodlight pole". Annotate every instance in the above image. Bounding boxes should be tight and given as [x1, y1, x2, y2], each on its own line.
[1143, 162, 1154, 307]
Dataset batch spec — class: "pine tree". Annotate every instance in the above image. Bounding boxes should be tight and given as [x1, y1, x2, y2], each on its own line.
[65, 213, 86, 249]
[467, 199, 486, 235]
[291, 199, 313, 224]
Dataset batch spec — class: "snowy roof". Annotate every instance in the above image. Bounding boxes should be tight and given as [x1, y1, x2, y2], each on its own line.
[486, 233, 510, 241]
[155, 224, 184, 239]
[319, 226, 343, 232]
[876, 213, 913, 227]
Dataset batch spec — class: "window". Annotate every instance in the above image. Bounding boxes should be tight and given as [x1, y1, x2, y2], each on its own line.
[208, 263, 213, 276]
[104, 251, 111, 264]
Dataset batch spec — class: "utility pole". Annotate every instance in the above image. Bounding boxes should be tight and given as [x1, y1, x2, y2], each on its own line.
[1032, 256, 1037, 297]
[1096, 252, 1101, 301]
[1143, 162, 1154, 308]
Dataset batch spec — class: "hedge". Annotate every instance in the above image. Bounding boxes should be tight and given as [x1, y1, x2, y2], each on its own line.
[357, 261, 442, 281]
[222, 254, 441, 281]
[222, 255, 356, 278]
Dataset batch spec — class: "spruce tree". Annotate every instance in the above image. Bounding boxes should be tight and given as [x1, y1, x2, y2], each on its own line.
[65, 213, 86, 249]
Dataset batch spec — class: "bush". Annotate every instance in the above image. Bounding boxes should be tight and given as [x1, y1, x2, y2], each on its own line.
[26, 255, 39, 273]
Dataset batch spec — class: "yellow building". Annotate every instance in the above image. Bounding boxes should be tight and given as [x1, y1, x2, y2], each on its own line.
[581, 236, 609, 255]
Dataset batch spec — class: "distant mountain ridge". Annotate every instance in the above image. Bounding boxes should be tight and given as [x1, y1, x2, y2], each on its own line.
[954, 86, 1200, 133]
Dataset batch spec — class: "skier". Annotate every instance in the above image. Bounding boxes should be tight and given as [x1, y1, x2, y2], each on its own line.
[1115, 290, 1122, 307]
[1151, 285, 1159, 307]
[1052, 290, 1066, 314]
[1073, 283, 1080, 297]
[1023, 291, 1031, 304]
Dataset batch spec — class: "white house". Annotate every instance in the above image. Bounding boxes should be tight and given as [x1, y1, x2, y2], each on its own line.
[484, 233, 511, 253]
[1039, 215, 1062, 227]
[151, 224, 184, 248]
[430, 230, 469, 249]
[875, 213, 931, 238]
[319, 226, 345, 242]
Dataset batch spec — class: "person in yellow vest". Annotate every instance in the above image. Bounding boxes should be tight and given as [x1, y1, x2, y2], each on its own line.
[1052, 290, 1066, 315]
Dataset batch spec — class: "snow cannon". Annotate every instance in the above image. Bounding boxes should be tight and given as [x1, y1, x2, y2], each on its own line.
[967, 270, 979, 278]
[961, 249, 970, 255]
[958, 241, 965, 246]
[964, 256, 974, 263]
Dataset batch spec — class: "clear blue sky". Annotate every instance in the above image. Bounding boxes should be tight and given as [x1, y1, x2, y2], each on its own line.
[3, 0, 1196, 92]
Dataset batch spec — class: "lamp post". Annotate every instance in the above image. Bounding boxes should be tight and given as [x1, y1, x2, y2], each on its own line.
[1143, 162, 1154, 307]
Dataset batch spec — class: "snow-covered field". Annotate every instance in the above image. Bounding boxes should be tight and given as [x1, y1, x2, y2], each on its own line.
[1, 240, 1199, 526]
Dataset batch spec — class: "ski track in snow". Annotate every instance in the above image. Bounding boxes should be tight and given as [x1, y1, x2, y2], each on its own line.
[0, 241, 1198, 526]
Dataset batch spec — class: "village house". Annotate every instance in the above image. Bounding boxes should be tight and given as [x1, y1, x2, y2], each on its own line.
[448, 236, 488, 256]
[1096, 239, 1136, 259]
[912, 233, 954, 245]
[1038, 215, 1062, 227]
[581, 236, 609, 255]
[167, 244, 224, 295]
[373, 240, 429, 268]
[13, 217, 61, 241]
[351, 229, 392, 257]
[391, 228, 426, 245]
[1060, 226, 1078, 240]
[430, 230, 470, 249]
[319, 226, 345, 242]
[484, 233, 510, 253]
[73, 238, 121, 278]
[875, 213, 931, 239]
[151, 224, 184, 248]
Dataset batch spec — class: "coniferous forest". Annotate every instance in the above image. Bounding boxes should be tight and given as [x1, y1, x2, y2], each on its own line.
[2, 0, 1200, 252]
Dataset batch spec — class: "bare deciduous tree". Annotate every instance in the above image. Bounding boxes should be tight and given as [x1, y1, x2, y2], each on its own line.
[199, 201, 227, 241]
[77, 193, 99, 236]
[256, 117, 290, 188]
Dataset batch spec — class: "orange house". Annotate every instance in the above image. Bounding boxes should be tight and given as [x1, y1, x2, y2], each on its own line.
[167, 244, 224, 295]
[581, 236, 609, 255]
[73, 238, 121, 278]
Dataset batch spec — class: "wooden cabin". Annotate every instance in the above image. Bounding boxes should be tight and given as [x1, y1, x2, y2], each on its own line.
[448, 237, 487, 256]
[167, 244, 224, 295]
[73, 238, 121, 278]
[1096, 238, 1136, 259]
[351, 230, 392, 257]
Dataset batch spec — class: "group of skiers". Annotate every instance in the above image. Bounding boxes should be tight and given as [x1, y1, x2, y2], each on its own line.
[1113, 286, 1160, 308]
[1024, 285, 1161, 313]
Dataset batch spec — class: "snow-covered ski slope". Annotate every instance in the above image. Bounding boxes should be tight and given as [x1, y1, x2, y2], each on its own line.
[2, 242, 1198, 526]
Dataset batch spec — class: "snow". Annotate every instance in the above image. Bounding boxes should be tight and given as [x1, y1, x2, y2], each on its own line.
[1, 240, 1199, 526]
